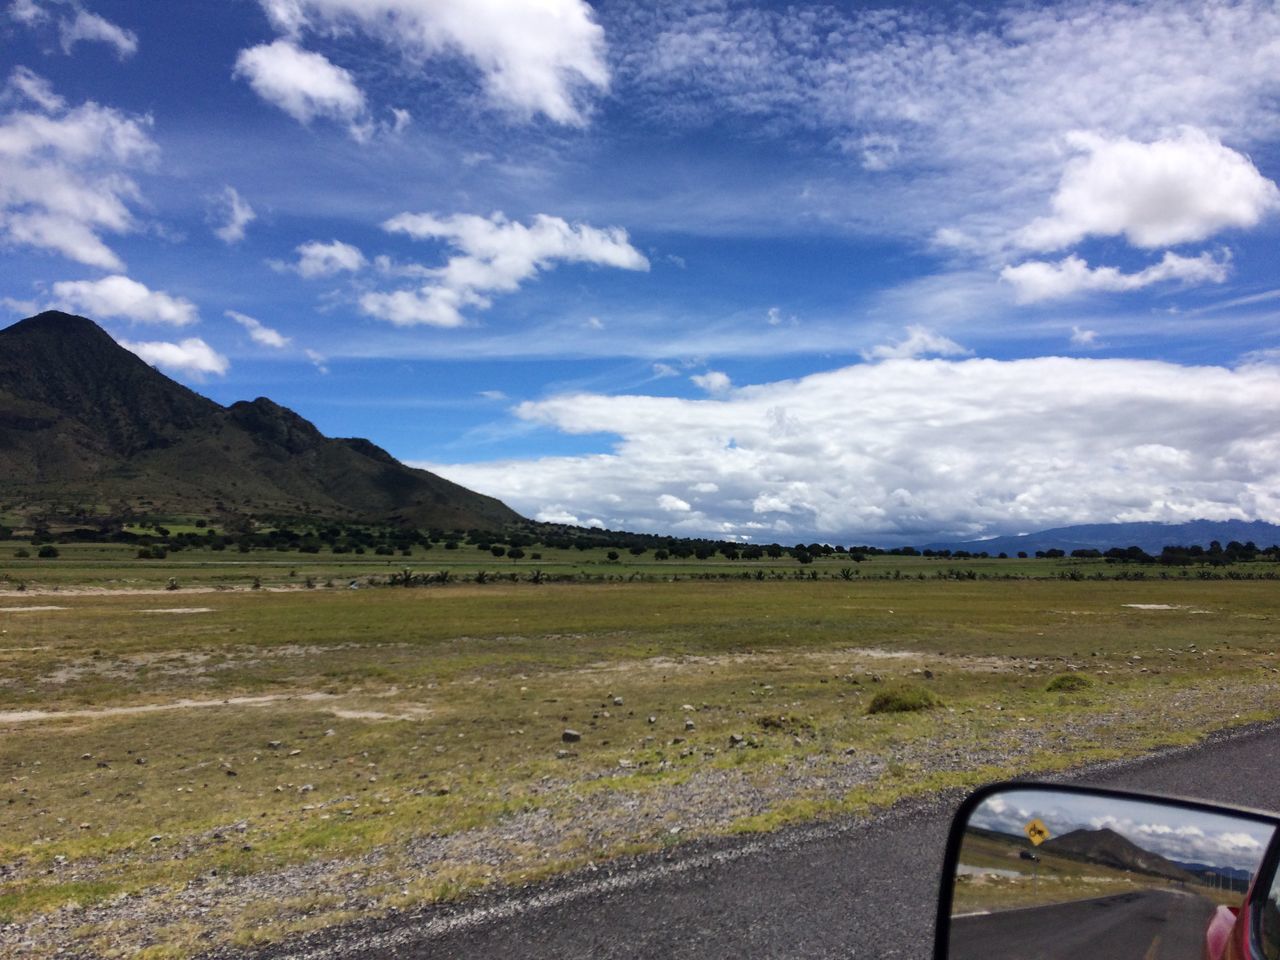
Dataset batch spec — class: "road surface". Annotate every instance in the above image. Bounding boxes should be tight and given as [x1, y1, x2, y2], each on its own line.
[950, 888, 1215, 960]
[227, 719, 1280, 960]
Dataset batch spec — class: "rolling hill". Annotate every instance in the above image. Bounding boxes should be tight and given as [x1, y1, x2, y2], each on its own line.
[0, 311, 522, 531]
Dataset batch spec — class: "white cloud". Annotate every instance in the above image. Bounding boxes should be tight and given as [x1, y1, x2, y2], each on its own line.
[211, 186, 255, 244]
[234, 39, 366, 134]
[691, 370, 732, 395]
[427, 356, 1280, 543]
[1018, 129, 1280, 252]
[304, 347, 329, 373]
[652, 362, 680, 378]
[535, 506, 582, 525]
[9, 1, 137, 58]
[51, 275, 197, 326]
[227, 309, 289, 348]
[862, 325, 971, 362]
[478, 389, 507, 401]
[613, 2, 1280, 253]
[118, 337, 228, 377]
[8, 0, 44, 25]
[1002, 251, 1231, 304]
[657, 494, 692, 513]
[361, 211, 648, 327]
[1071, 326, 1098, 347]
[585, 315, 604, 330]
[0, 69, 155, 269]
[256, 0, 608, 125]
[5, 65, 63, 111]
[278, 239, 366, 278]
[766, 306, 798, 327]
[59, 7, 137, 58]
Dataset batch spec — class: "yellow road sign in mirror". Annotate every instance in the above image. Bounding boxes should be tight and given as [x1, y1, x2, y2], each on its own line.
[1024, 818, 1050, 846]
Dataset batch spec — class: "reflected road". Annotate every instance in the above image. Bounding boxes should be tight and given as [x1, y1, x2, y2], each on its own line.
[950, 888, 1217, 960]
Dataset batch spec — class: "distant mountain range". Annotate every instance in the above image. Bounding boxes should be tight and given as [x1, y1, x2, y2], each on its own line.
[923, 519, 1280, 555]
[1042, 827, 1196, 883]
[0, 311, 521, 531]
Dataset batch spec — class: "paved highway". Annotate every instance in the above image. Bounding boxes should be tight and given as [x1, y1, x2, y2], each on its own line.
[950, 888, 1215, 960]
[235, 720, 1280, 960]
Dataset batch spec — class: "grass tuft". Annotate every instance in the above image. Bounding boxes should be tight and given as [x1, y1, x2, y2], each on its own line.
[866, 684, 941, 714]
[1045, 673, 1092, 692]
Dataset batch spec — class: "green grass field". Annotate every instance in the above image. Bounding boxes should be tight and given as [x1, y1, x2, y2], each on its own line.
[2, 562, 1279, 956]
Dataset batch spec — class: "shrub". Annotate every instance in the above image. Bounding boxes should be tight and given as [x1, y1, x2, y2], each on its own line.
[13, 548, 29, 558]
[1046, 673, 1092, 693]
[36, 545, 59, 559]
[867, 685, 941, 715]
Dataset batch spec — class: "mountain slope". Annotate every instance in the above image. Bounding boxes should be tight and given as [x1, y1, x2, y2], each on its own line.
[0, 311, 521, 530]
[1041, 827, 1195, 883]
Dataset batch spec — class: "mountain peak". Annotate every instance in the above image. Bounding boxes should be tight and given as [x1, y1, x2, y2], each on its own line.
[0, 311, 522, 531]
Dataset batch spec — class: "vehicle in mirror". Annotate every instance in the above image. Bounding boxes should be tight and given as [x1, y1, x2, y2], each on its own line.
[933, 782, 1280, 960]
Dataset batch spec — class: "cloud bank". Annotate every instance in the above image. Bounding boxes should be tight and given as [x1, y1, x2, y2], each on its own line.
[430, 356, 1280, 543]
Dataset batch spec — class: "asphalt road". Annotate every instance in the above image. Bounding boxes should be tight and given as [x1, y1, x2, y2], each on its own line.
[949, 888, 1215, 960]
[240, 720, 1280, 960]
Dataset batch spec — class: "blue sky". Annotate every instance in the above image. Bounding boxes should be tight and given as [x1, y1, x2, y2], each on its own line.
[3, 0, 1280, 544]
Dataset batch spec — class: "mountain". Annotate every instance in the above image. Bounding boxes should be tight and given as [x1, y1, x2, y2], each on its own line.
[922, 519, 1280, 555]
[1041, 827, 1195, 883]
[0, 311, 522, 531]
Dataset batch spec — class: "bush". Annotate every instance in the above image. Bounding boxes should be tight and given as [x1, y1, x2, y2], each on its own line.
[867, 685, 941, 715]
[13, 548, 30, 558]
[1046, 673, 1092, 693]
[36, 545, 59, 559]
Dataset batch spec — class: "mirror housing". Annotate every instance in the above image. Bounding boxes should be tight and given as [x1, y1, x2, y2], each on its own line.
[933, 782, 1280, 960]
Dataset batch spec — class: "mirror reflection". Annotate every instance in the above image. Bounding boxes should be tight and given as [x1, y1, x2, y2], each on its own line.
[948, 788, 1276, 960]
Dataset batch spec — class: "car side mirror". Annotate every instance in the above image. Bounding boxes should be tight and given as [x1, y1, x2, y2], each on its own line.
[932, 782, 1280, 960]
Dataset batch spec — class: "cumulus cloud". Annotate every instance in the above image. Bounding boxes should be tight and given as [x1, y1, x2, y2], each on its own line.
[226, 309, 289, 348]
[234, 39, 367, 134]
[1018, 129, 1280, 252]
[255, 0, 608, 125]
[9, 1, 137, 58]
[275, 239, 366, 278]
[657, 493, 692, 513]
[427, 356, 1280, 543]
[0, 68, 155, 269]
[51, 275, 197, 326]
[360, 211, 648, 327]
[1002, 251, 1231, 304]
[118, 337, 229, 377]
[862, 325, 971, 362]
[211, 186, 255, 244]
[691, 370, 731, 395]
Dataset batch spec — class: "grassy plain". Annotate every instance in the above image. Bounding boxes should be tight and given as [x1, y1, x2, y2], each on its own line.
[2, 551, 1279, 956]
